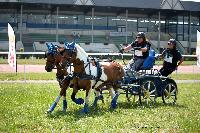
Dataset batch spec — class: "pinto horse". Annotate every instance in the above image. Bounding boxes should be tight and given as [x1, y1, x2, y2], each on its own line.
[45, 43, 70, 113]
[60, 42, 125, 113]
[45, 42, 87, 113]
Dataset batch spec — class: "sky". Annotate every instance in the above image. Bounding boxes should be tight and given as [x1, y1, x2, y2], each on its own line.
[180, 0, 200, 2]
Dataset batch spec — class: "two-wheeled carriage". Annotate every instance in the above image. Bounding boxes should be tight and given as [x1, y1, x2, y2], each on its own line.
[118, 49, 178, 106]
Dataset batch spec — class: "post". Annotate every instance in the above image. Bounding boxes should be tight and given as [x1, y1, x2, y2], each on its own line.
[158, 11, 161, 54]
[20, 5, 23, 42]
[188, 12, 191, 54]
[91, 8, 94, 43]
[56, 7, 59, 42]
[125, 9, 128, 43]
[24, 63, 26, 83]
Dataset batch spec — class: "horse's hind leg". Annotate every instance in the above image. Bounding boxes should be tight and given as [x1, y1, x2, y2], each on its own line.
[110, 87, 120, 109]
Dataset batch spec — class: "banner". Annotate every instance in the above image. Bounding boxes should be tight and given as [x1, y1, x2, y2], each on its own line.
[197, 30, 200, 67]
[8, 23, 17, 71]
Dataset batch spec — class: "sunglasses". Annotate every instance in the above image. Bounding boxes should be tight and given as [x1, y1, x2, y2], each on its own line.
[168, 43, 174, 45]
[136, 37, 142, 38]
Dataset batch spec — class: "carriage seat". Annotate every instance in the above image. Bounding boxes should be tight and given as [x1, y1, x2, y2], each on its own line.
[140, 49, 155, 70]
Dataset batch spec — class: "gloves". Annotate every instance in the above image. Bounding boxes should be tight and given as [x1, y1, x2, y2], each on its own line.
[119, 48, 124, 54]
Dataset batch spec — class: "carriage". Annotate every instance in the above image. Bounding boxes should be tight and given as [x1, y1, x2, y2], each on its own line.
[120, 66, 178, 106]
[100, 48, 178, 106]
[45, 41, 178, 113]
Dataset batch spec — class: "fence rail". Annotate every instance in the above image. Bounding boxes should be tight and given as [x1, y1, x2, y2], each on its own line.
[0, 52, 198, 57]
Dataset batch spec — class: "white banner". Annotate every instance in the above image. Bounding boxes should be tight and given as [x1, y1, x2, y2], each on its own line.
[8, 23, 16, 71]
[197, 30, 200, 67]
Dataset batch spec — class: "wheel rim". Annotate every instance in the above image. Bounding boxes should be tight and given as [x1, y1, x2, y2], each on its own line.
[162, 83, 177, 104]
[141, 80, 157, 105]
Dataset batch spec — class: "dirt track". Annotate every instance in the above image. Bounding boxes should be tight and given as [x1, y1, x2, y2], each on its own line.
[0, 64, 200, 73]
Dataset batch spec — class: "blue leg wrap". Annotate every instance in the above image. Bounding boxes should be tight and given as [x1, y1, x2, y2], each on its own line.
[82, 104, 89, 113]
[62, 99, 67, 112]
[47, 102, 57, 113]
[92, 96, 99, 107]
[111, 94, 119, 109]
[74, 98, 84, 105]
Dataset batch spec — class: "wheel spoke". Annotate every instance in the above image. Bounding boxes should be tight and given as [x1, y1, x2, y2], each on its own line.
[147, 82, 151, 90]
[171, 96, 176, 101]
[171, 88, 176, 94]
[163, 83, 177, 104]
[150, 89, 156, 95]
[168, 84, 171, 92]
[164, 89, 169, 96]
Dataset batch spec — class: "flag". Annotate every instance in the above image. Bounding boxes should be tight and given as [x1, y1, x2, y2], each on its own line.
[8, 23, 16, 71]
[197, 30, 200, 67]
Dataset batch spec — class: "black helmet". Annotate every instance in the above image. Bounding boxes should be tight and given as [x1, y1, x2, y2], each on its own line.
[136, 32, 146, 40]
[168, 39, 176, 46]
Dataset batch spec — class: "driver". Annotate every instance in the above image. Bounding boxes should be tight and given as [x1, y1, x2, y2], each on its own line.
[120, 32, 151, 71]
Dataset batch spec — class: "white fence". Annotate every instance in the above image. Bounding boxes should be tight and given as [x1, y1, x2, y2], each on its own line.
[0, 51, 198, 57]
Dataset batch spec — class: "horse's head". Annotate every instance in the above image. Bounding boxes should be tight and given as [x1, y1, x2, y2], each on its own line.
[45, 43, 62, 72]
[60, 41, 77, 69]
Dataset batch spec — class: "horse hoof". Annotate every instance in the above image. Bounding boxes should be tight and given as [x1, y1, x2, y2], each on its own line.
[75, 98, 84, 105]
[82, 104, 89, 113]
[92, 103, 97, 108]
[99, 95, 104, 100]
[46, 110, 52, 114]
[81, 109, 88, 114]
[111, 102, 117, 109]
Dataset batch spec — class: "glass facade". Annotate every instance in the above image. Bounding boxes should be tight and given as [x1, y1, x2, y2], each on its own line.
[1, 12, 199, 39]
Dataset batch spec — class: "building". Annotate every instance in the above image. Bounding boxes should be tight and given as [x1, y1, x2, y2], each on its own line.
[0, 0, 200, 53]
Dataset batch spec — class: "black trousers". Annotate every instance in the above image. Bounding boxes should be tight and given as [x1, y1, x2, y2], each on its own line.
[159, 67, 175, 77]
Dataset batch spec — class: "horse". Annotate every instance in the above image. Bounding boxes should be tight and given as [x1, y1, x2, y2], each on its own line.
[45, 42, 69, 113]
[45, 42, 87, 113]
[60, 42, 125, 113]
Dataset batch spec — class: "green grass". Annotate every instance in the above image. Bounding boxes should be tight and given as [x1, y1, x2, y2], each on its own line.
[0, 83, 200, 132]
[0, 73, 200, 80]
[0, 73, 56, 80]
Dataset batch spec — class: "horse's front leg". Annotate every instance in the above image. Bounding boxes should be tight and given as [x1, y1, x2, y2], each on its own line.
[82, 87, 92, 113]
[47, 95, 61, 113]
[71, 88, 84, 105]
[71, 78, 84, 105]
[92, 89, 101, 107]
[92, 84, 105, 107]
[59, 79, 70, 112]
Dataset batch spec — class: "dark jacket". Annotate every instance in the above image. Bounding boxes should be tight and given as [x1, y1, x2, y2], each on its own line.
[162, 48, 182, 70]
[131, 41, 151, 59]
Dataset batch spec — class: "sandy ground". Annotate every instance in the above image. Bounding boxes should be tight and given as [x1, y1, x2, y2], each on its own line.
[0, 64, 200, 73]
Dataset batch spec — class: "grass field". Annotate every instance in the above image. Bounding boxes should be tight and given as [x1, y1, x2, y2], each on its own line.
[0, 83, 200, 132]
[0, 73, 200, 80]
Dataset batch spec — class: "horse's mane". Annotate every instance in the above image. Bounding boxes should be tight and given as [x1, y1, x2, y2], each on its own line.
[75, 43, 88, 63]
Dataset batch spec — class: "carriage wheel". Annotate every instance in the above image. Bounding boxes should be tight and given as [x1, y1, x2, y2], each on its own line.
[125, 85, 140, 103]
[162, 83, 177, 104]
[140, 80, 157, 106]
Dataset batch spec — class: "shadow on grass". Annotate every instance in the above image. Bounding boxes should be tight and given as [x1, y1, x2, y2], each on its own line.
[46, 105, 118, 120]
[117, 100, 187, 110]
[46, 100, 187, 120]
